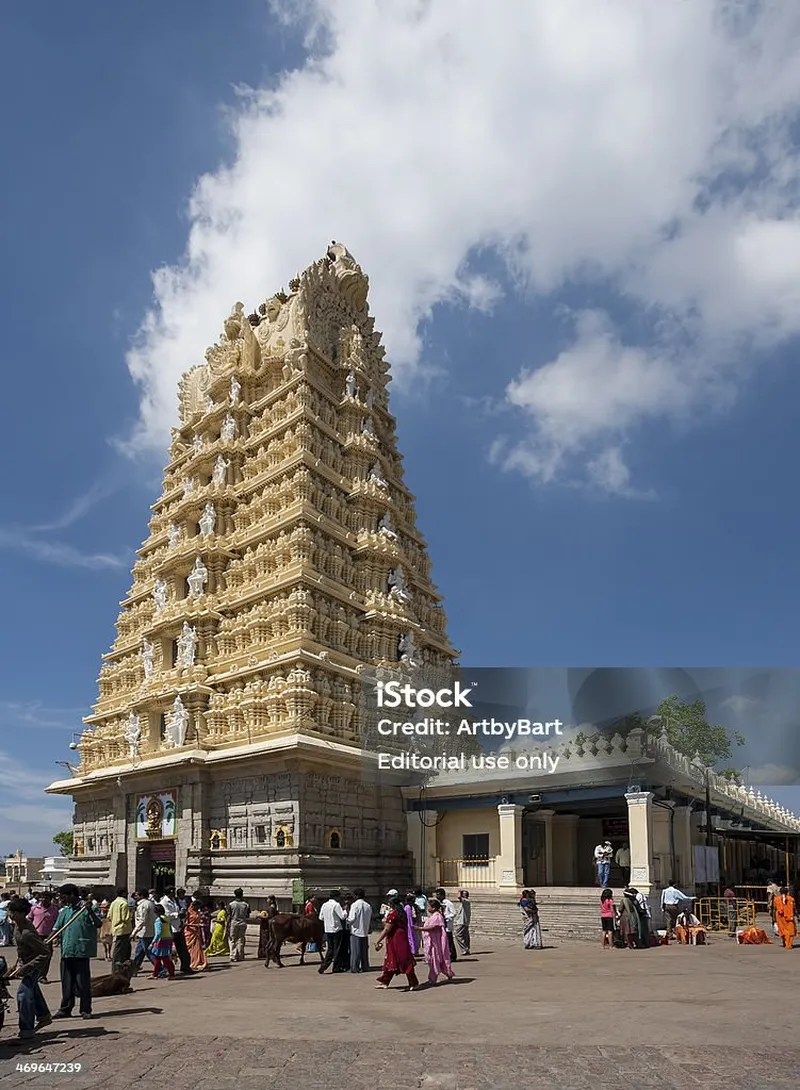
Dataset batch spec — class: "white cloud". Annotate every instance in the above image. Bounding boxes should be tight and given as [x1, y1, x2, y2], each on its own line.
[0, 529, 127, 571]
[721, 695, 760, 715]
[745, 764, 800, 787]
[0, 750, 73, 857]
[124, 0, 800, 494]
[0, 702, 85, 731]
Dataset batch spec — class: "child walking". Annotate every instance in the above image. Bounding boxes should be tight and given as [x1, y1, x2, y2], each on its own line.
[150, 905, 175, 979]
[600, 888, 617, 949]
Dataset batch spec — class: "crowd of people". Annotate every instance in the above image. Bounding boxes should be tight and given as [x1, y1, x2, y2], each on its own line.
[0, 882, 473, 1039]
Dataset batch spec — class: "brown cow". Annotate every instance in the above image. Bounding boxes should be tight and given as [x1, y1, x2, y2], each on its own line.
[91, 959, 135, 997]
[264, 912, 324, 968]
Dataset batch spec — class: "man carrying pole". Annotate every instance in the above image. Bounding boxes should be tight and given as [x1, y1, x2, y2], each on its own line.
[50, 884, 102, 1021]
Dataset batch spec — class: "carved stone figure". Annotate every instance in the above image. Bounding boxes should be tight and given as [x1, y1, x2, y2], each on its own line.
[168, 522, 182, 548]
[368, 463, 388, 488]
[124, 713, 140, 760]
[388, 567, 410, 601]
[164, 696, 189, 748]
[221, 414, 237, 442]
[212, 455, 229, 486]
[187, 557, 208, 598]
[183, 477, 195, 498]
[399, 631, 418, 665]
[142, 639, 155, 679]
[365, 388, 374, 408]
[361, 416, 376, 438]
[176, 622, 198, 668]
[204, 395, 214, 413]
[378, 513, 397, 538]
[346, 370, 357, 398]
[153, 579, 168, 612]
[193, 433, 204, 450]
[199, 502, 216, 537]
[230, 375, 241, 404]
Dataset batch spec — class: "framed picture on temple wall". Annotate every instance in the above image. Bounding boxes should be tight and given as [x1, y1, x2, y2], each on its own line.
[136, 791, 177, 840]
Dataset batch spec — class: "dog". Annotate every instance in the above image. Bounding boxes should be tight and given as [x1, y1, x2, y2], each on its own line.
[90, 959, 135, 997]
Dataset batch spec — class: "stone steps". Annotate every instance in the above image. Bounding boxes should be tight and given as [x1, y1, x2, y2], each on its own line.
[470, 887, 621, 944]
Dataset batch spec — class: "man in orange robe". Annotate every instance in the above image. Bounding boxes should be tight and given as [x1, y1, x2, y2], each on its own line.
[773, 887, 797, 950]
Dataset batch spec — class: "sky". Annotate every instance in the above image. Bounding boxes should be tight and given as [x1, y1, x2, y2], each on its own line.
[2, 0, 800, 856]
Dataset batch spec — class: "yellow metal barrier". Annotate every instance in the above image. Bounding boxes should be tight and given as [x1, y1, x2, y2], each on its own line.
[696, 897, 756, 932]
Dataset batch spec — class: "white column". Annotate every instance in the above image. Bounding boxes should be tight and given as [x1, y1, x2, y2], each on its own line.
[626, 791, 655, 894]
[497, 804, 524, 888]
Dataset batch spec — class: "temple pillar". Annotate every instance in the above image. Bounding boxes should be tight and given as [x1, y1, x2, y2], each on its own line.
[536, 809, 556, 885]
[626, 790, 655, 894]
[673, 805, 693, 889]
[497, 804, 524, 888]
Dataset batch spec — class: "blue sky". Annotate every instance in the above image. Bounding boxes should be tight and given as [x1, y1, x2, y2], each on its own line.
[2, 1, 800, 855]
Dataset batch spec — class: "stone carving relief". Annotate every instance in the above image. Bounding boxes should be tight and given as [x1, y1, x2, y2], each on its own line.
[176, 622, 197, 668]
[187, 557, 208, 598]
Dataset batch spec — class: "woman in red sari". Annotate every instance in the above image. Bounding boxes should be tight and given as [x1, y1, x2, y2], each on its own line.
[374, 897, 419, 991]
[183, 894, 208, 972]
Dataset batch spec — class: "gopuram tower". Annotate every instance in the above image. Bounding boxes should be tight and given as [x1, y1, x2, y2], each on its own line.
[47, 243, 455, 901]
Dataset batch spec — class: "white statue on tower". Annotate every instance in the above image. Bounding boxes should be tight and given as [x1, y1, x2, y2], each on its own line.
[199, 502, 216, 537]
[388, 567, 410, 601]
[230, 375, 241, 404]
[361, 416, 376, 438]
[212, 455, 229, 486]
[368, 463, 388, 489]
[365, 388, 374, 408]
[205, 394, 214, 413]
[221, 414, 237, 441]
[142, 638, 155, 679]
[187, 557, 208, 598]
[193, 433, 204, 450]
[346, 370, 357, 398]
[168, 522, 182, 548]
[153, 579, 168, 612]
[124, 713, 141, 760]
[183, 477, 195, 498]
[176, 622, 198, 668]
[164, 696, 189, 748]
[399, 631, 418, 665]
[378, 513, 397, 538]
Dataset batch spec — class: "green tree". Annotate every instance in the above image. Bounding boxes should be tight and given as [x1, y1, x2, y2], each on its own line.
[53, 830, 73, 857]
[649, 694, 745, 767]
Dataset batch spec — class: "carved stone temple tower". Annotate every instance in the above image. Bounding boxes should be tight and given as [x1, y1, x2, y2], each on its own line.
[47, 243, 455, 901]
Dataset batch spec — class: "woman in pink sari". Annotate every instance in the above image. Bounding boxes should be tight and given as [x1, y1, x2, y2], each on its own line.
[415, 897, 454, 985]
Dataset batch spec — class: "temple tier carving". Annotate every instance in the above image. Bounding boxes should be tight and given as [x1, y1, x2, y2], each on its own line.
[76, 243, 455, 773]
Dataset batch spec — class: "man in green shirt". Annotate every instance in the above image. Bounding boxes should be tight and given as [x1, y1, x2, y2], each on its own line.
[51, 884, 102, 1021]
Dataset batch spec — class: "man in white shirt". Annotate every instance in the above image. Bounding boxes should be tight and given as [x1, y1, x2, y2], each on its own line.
[660, 880, 691, 938]
[131, 888, 156, 971]
[615, 843, 631, 886]
[318, 890, 346, 974]
[454, 890, 471, 956]
[594, 842, 613, 887]
[160, 887, 193, 974]
[347, 888, 373, 973]
[436, 887, 457, 961]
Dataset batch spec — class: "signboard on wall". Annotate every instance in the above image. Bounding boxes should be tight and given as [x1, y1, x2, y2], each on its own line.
[136, 792, 177, 840]
[602, 819, 627, 841]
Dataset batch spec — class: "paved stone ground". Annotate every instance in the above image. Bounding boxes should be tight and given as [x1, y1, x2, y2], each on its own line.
[1, 935, 798, 1088]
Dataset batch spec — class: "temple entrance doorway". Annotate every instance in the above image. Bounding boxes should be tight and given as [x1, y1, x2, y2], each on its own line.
[136, 841, 176, 896]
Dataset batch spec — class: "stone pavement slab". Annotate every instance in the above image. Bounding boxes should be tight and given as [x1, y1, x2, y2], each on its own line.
[1, 937, 797, 1088]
